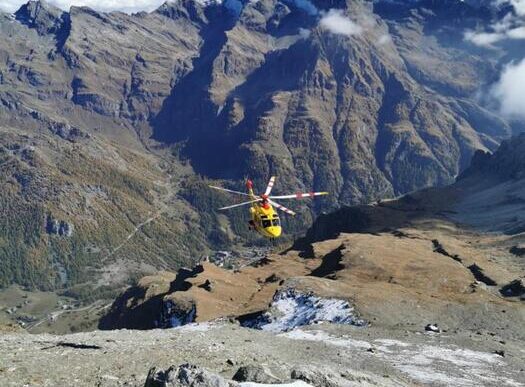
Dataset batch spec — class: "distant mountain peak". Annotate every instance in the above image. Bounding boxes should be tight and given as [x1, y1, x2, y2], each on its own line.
[14, 0, 67, 35]
[154, 0, 244, 23]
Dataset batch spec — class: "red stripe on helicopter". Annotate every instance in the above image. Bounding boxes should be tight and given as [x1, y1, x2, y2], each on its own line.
[310, 192, 314, 197]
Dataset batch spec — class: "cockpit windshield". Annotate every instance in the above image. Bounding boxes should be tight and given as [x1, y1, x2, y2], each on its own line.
[262, 219, 272, 228]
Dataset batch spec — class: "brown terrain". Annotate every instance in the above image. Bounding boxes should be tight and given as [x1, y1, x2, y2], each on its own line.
[101, 135, 525, 342]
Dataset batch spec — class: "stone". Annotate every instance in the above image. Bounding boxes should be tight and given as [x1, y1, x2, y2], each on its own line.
[232, 364, 281, 384]
[500, 278, 525, 298]
[425, 324, 440, 333]
[290, 367, 341, 387]
[145, 363, 238, 387]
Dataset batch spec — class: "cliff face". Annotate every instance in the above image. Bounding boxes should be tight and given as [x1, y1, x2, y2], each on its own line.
[459, 134, 525, 181]
[150, 0, 513, 203]
[0, 0, 522, 291]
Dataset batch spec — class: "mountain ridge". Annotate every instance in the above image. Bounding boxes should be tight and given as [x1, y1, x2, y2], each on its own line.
[0, 0, 523, 294]
[100, 134, 525, 338]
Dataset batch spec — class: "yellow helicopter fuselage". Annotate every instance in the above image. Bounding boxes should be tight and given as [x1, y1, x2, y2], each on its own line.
[249, 203, 282, 238]
[247, 187, 282, 238]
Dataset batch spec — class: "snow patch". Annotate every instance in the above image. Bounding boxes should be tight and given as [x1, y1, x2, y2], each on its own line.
[282, 328, 372, 350]
[159, 301, 196, 328]
[242, 289, 365, 332]
[281, 328, 514, 386]
[167, 0, 244, 17]
[176, 322, 211, 332]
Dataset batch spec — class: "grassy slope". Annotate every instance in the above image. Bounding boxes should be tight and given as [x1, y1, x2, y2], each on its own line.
[0, 127, 211, 297]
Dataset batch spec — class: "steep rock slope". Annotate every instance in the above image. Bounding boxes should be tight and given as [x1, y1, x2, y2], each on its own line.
[0, 0, 523, 293]
[0, 1, 210, 291]
[153, 0, 515, 203]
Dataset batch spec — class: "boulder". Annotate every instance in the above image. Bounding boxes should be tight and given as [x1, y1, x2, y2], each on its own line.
[425, 323, 440, 333]
[290, 367, 341, 387]
[144, 364, 238, 387]
[232, 364, 281, 384]
[500, 278, 525, 298]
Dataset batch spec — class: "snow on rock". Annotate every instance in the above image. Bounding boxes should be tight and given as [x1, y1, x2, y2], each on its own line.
[159, 300, 196, 328]
[282, 329, 372, 350]
[242, 289, 366, 332]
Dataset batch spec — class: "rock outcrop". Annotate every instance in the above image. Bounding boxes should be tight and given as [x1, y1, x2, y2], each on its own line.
[145, 364, 238, 387]
[232, 364, 282, 384]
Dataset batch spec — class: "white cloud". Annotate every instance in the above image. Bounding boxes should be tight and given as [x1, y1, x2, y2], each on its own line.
[465, 1, 525, 47]
[0, 0, 27, 12]
[507, 25, 525, 38]
[464, 30, 504, 47]
[319, 9, 362, 37]
[0, 0, 166, 13]
[464, 24, 525, 47]
[495, 0, 525, 16]
[298, 27, 311, 39]
[491, 58, 525, 119]
[509, 0, 525, 16]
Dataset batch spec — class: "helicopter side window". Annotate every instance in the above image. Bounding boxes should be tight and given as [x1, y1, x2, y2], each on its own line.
[262, 219, 272, 228]
[272, 218, 280, 226]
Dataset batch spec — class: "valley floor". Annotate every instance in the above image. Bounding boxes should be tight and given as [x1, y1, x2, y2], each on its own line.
[0, 322, 524, 386]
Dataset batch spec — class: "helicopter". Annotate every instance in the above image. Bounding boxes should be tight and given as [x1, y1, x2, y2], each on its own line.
[209, 177, 328, 239]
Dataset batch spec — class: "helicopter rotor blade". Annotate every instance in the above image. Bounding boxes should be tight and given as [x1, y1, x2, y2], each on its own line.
[269, 192, 329, 200]
[209, 185, 253, 197]
[218, 199, 262, 210]
[268, 199, 296, 216]
[264, 176, 276, 196]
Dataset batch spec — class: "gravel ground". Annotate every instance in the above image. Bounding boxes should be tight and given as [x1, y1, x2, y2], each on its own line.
[0, 322, 523, 387]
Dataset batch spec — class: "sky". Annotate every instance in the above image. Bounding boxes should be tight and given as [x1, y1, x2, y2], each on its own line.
[0, 0, 167, 13]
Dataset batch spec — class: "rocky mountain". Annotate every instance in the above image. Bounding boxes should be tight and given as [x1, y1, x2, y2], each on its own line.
[100, 135, 525, 334]
[0, 0, 523, 295]
[1, 135, 524, 387]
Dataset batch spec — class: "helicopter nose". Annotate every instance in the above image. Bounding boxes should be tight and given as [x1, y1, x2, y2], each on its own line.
[268, 226, 282, 238]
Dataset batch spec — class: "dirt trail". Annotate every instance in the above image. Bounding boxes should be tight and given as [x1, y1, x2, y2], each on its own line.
[100, 172, 176, 264]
